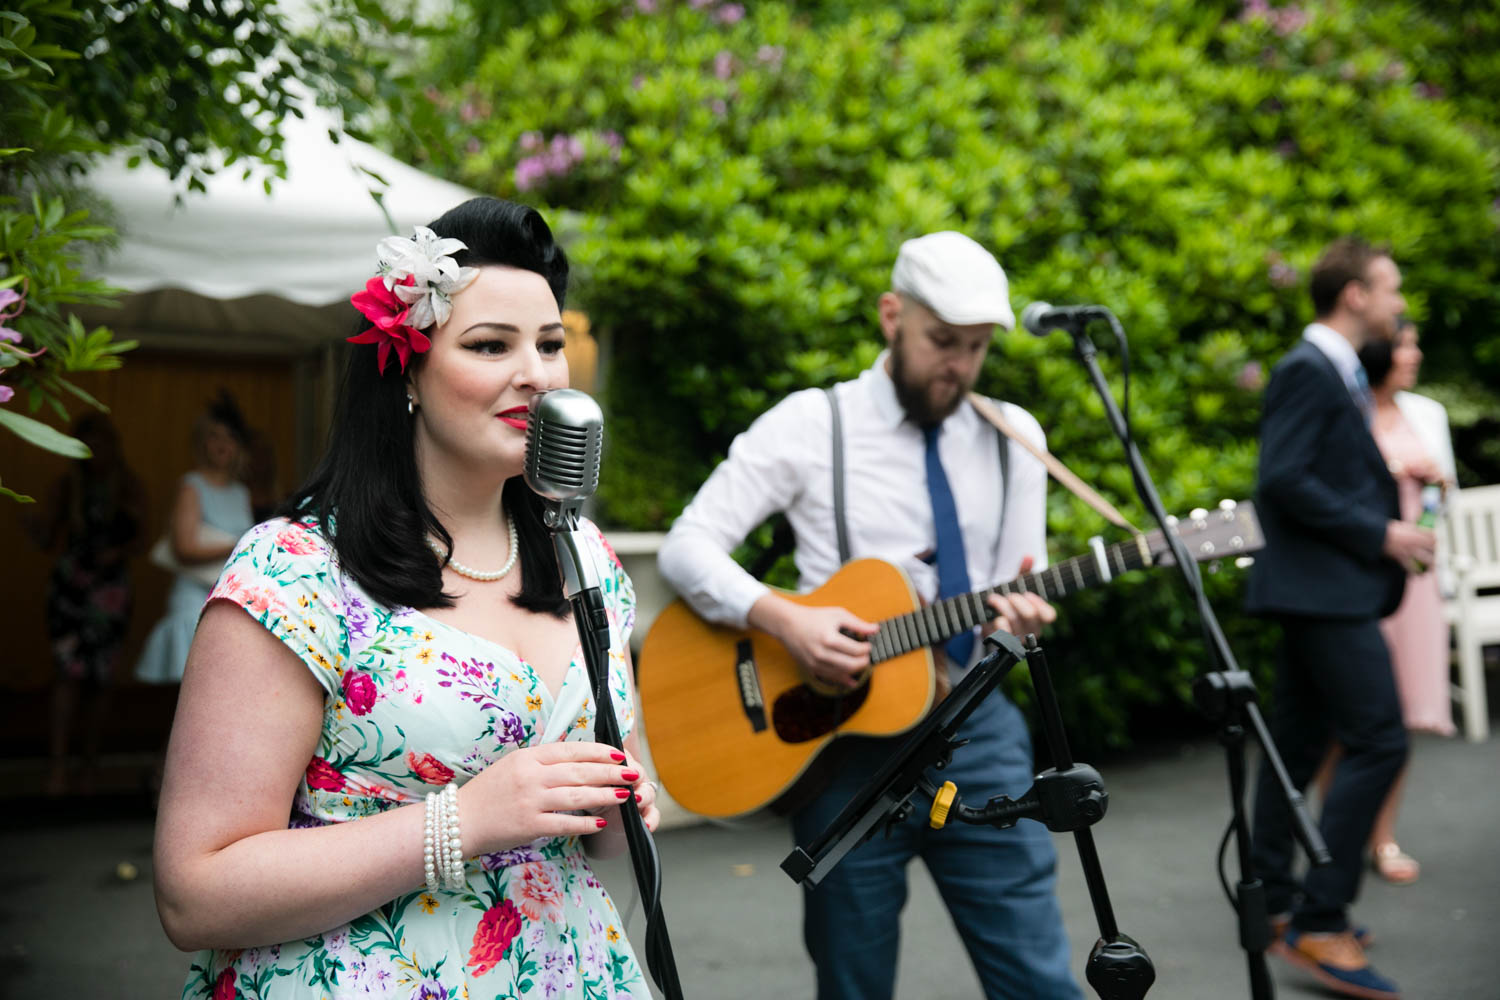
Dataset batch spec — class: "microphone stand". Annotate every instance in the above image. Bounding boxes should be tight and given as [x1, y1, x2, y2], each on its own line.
[1047, 311, 1330, 1000]
[781, 633, 1154, 1000]
[550, 513, 685, 1000]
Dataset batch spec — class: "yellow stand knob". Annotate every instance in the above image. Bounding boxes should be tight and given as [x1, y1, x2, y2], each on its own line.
[929, 781, 958, 829]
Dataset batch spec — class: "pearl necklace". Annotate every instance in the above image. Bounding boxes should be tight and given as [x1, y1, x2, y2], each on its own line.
[428, 511, 518, 582]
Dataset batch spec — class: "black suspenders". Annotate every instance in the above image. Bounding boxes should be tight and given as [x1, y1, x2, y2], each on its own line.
[823, 386, 1012, 567]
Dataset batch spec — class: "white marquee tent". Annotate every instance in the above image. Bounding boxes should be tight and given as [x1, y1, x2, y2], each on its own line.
[81, 102, 484, 356]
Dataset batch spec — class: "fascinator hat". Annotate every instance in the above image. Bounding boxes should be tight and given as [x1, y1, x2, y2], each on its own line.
[348, 226, 481, 373]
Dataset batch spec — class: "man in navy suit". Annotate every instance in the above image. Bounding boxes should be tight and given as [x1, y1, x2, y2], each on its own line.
[1247, 237, 1434, 1000]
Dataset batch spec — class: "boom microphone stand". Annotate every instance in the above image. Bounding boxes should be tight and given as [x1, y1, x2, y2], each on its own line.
[1038, 308, 1330, 1000]
[782, 632, 1155, 1000]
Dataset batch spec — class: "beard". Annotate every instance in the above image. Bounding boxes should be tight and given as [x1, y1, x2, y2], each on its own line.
[890, 326, 967, 428]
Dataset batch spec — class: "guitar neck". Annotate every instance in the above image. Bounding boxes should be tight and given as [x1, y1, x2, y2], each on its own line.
[868, 534, 1155, 665]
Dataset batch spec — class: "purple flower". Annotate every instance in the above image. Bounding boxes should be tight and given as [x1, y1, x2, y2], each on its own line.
[635, 0, 657, 11]
[713, 49, 735, 80]
[515, 156, 549, 191]
[1271, 6, 1305, 36]
[0, 385, 12, 404]
[756, 44, 785, 67]
[715, 2, 744, 23]
[711, 98, 728, 116]
[519, 131, 543, 152]
[1267, 260, 1299, 288]
[0, 325, 18, 344]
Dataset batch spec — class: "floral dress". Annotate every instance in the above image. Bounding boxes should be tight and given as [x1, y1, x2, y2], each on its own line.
[181, 515, 650, 1000]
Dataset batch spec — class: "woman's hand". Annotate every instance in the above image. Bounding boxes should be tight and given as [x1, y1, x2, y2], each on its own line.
[459, 741, 643, 856]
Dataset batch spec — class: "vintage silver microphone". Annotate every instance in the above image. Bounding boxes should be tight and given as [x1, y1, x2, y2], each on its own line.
[524, 389, 605, 599]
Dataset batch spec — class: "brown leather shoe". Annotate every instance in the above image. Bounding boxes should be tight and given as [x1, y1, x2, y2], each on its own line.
[1278, 929, 1400, 999]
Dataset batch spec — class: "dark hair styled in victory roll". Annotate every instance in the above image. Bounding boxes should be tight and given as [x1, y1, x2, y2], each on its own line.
[281, 197, 571, 614]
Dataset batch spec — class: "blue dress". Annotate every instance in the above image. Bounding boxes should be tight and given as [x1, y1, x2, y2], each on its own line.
[134, 471, 254, 684]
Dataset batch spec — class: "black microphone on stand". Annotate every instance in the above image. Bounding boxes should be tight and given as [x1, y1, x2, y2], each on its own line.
[1020, 301, 1112, 336]
[523, 389, 685, 1000]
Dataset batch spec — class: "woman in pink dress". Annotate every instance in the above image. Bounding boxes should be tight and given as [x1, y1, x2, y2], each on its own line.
[1354, 318, 1458, 883]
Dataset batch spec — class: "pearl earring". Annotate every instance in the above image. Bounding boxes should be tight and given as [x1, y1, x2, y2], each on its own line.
[407, 395, 416, 415]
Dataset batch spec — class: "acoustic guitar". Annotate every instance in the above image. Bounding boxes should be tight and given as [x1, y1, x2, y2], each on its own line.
[638, 500, 1263, 819]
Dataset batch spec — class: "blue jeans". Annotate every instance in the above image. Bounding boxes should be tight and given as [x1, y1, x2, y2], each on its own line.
[791, 690, 1082, 1000]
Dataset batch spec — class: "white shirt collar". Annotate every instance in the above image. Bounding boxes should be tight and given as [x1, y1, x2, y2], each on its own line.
[1302, 322, 1363, 386]
[862, 349, 981, 435]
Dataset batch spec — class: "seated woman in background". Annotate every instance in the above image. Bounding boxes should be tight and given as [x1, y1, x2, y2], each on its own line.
[152, 196, 658, 1000]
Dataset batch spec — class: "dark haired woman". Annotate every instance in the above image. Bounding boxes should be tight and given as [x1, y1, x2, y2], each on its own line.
[1316, 319, 1456, 888]
[153, 198, 657, 1000]
[134, 391, 255, 685]
[26, 413, 145, 795]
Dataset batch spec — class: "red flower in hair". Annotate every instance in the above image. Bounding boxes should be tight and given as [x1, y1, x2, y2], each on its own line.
[347, 275, 432, 373]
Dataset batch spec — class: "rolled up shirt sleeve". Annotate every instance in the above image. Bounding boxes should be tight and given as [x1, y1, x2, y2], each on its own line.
[657, 390, 822, 629]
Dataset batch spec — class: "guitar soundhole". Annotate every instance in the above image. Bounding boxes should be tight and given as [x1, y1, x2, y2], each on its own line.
[771, 684, 871, 743]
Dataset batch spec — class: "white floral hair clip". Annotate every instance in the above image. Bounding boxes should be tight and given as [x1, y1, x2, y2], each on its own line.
[348, 226, 481, 373]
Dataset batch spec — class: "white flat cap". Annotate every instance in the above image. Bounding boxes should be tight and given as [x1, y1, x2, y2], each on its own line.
[890, 231, 1014, 331]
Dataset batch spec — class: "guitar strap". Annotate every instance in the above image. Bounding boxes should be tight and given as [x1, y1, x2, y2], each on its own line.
[823, 387, 1012, 565]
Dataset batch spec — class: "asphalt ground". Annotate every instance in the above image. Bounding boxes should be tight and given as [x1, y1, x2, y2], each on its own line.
[2, 727, 1495, 1000]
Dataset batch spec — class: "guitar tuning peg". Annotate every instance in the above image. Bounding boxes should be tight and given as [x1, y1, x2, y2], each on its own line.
[1219, 498, 1238, 512]
[1165, 515, 1179, 528]
[1189, 507, 1208, 522]
[1235, 556, 1255, 569]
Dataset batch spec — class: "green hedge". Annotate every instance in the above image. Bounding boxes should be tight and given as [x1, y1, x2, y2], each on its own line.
[389, 0, 1500, 749]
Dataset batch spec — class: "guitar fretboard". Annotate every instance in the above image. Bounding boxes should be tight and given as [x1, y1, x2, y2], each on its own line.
[867, 534, 1154, 665]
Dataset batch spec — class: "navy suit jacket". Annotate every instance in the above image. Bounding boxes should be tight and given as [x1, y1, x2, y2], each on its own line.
[1246, 339, 1405, 619]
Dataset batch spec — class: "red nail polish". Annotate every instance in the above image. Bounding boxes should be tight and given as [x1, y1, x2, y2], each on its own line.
[609, 752, 627, 763]
[621, 770, 640, 782]
[596, 817, 608, 829]
[634, 792, 642, 803]
[615, 788, 630, 799]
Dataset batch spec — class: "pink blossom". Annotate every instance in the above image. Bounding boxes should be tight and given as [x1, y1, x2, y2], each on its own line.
[635, 0, 657, 11]
[756, 45, 785, 66]
[713, 50, 735, 80]
[407, 751, 455, 785]
[347, 275, 429, 373]
[1235, 361, 1265, 392]
[274, 525, 319, 556]
[0, 325, 18, 343]
[715, 3, 745, 24]
[342, 671, 378, 715]
[467, 900, 523, 976]
[0, 385, 11, 404]
[519, 131, 543, 152]
[459, 101, 480, 123]
[515, 862, 565, 923]
[305, 756, 346, 792]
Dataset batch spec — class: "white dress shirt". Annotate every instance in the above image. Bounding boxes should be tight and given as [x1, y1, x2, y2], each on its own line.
[1303, 322, 1368, 404]
[657, 351, 1049, 670]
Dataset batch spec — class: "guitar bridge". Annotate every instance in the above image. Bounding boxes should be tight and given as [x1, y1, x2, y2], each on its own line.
[735, 639, 769, 733]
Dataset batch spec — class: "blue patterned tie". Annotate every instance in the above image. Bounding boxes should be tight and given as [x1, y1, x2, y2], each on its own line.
[1353, 365, 1374, 426]
[923, 426, 974, 668]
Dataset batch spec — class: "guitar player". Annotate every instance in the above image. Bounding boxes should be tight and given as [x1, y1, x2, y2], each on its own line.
[657, 232, 1083, 1000]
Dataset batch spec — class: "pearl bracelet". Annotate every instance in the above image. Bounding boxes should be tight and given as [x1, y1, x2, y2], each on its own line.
[443, 782, 464, 890]
[423, 791, 440, 894]
[422, 782, 466, 892]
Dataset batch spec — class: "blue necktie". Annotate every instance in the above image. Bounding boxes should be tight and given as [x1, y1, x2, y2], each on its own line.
[923, 426, 974, 668]
[1352, 365, 1374, 427]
